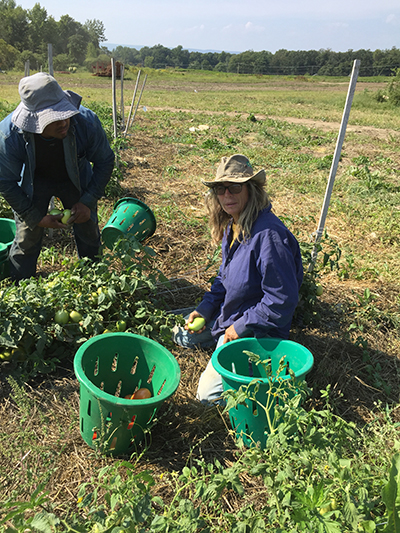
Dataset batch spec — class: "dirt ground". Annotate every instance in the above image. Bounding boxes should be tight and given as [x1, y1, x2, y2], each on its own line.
[2, 92, 400, 514]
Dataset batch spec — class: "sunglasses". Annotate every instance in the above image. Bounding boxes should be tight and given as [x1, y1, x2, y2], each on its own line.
[213, 183, 243, 196]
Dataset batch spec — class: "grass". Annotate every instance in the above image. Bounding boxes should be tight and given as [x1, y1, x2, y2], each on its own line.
[1, 69, 400, 531]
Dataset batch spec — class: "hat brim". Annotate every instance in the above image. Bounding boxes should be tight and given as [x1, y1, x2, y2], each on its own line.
[12, 91, 81, 134]
[202, 168, 266, 188]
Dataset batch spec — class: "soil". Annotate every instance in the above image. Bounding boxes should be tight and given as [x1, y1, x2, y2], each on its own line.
[2, 82, 399, 513]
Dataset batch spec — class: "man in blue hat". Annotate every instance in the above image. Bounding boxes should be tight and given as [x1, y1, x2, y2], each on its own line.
[0, 72, 115, 281]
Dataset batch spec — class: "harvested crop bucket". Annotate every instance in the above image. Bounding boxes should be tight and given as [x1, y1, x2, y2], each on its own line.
[0, 218, 16, 280]
[211, 337, 314, 448]
[0, 217, 16, 248]
[74, 333, 181, 456]
[101, 197, 156, 250]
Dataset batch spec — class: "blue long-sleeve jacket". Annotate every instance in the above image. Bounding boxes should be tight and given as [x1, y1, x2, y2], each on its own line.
[0, 106, 115, 230]
[196, 205, 303, 340]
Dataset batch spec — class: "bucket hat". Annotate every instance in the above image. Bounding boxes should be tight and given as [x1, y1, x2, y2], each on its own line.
[11, 72, 81, 134]
[202, 154, 266, 187]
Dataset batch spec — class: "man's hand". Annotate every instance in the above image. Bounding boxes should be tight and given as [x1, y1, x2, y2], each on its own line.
[223, 324, 239, 344]
[37, 203, 91, 228]
[68, 202, 91, 224]
[37, 214, 66, 229]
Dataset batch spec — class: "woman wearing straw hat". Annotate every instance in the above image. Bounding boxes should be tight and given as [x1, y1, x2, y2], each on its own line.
[0, 72, 115, 281]
[173, 154, 303, 404]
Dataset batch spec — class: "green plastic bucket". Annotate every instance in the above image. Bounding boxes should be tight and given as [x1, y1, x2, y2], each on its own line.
[74, 333, 181, 456]
[0, 218, 16, 248]
[0, 218, 16, 280]
[101, 197, 156, 250]
[0, 243, 9, 280]
[211, 337, 314, 448]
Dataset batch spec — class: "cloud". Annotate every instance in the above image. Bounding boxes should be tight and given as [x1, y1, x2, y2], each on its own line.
[327, 22, 350, 29]
[386, 13, 399, 25]
[222, 21, 265, 36]
[184, 24, 205, 34]
[244, 21, 265, 33]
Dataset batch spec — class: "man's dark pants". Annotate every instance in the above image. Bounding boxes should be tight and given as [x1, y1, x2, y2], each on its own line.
[9, 179, 101, 281]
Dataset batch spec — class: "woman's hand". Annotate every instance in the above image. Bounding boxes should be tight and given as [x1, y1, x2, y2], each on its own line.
[185, 311, 206, 334]
[223, 324, 239, 344]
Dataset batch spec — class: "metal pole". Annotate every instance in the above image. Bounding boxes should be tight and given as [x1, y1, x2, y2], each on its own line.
[47, 43, 53, 76]
[129, 73, 147, 129]
[111, 58, 118, 140]
[48, 43, 54, 237]
[123, 70, 141, 136]
[120, 63, 125, 130]
[308, 59, 360, 271]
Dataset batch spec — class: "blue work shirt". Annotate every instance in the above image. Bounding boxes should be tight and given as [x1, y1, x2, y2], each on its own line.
[0, 104, 115, 230]
[196, 205, 303, 340]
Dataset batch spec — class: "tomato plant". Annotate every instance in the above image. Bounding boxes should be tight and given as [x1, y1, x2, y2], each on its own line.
[0, 239, 177, 378]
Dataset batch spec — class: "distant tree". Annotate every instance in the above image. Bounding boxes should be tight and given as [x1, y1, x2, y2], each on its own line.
[53, 52, 70, 71]
[111, 45, 140, 65]
[189, 51, 202, 65]
[217, 51, 231, 64]
[13, 49, 44, 71]
[253, 50, 272, 74]
[214, 61, 227, 72]
[57, 14, 85, 55]
[86, 42, 97, 59]
[189, 60, 201, 70]
[201, 59, 212, 70]
[171, 45, 189, 68]
[0, 0, 30, 52]
[151, 44, 172, 68]
[139, 45, 151, 65]
[144, 56, 154, 68]
[0, 37, 19, 69]
[27, 3, 48, 54]
[228, 51, 258, 74]
[84, 19, 106, 49]
[67, 33, 88, 64]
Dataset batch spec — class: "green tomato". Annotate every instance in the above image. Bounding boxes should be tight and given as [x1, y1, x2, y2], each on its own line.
[316, 284, 324, 296]
[188, 317, 206, 331]
[49, 208, 62, 215]
[55, 310, 69, 325]
[0, 350, 12, 361]
[61, 209, 71, 224]
[70, 310, 83, 323]
[116, 320, 127, 332]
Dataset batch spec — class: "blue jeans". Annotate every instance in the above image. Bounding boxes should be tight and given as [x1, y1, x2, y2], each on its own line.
[9, 179, 100, 281]
[172, 313, 225, 404]
[196, 335, 225, 404]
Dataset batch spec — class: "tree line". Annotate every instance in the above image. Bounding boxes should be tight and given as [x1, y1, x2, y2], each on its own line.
[0, 0, 107, 71]
[112, 45, 400, 77]
[1, 0, 400, 77]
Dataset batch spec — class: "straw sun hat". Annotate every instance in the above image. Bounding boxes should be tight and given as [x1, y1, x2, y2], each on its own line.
[202, 154, 266, 187]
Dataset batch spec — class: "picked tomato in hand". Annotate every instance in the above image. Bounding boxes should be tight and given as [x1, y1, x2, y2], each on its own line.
[124, 387, 152, 400]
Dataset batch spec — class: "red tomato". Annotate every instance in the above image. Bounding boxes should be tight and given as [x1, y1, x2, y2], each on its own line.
[124, 388, 152, 400]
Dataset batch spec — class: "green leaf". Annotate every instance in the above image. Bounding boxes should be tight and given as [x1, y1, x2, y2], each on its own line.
[382, 453, 400, 532]
[317, 518, 343, 533]
[31, 512, 60, 531]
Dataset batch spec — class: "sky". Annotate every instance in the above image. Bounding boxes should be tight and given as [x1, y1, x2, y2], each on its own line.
[20, 0, 400, 53]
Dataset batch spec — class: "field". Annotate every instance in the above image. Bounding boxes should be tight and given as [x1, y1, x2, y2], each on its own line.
[1, 68, 400, 532]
